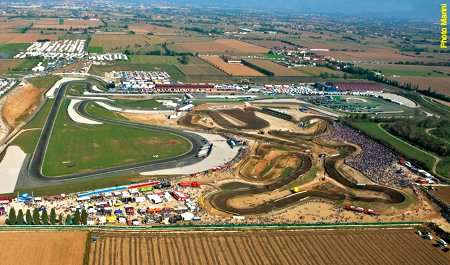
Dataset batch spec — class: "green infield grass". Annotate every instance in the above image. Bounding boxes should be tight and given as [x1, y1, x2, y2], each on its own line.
[42, 99, 191, 176]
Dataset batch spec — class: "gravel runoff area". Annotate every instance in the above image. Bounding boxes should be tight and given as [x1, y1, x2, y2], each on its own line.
[45, 77, 84, 98]
[68, 99, 103, 125]
[0, 145, 26, 194]
[140, 132, 239, 176]
[94, 101, 174, 115]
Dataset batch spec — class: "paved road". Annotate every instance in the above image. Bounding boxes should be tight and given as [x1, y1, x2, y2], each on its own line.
[16, 80, 205, 189]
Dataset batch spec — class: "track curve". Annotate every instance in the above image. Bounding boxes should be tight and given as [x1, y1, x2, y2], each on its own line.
[16, 80, 204, 189]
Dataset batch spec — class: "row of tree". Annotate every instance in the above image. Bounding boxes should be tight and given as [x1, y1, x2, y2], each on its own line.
[6, 207, 88, 226]
[385, 118, 450, 157]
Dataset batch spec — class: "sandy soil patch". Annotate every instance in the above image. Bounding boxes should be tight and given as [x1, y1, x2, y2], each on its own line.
[201, 55, 264, 76]
[0, 231, 87, 265]
[121, 112, 179, 127]
[2, 83, 41, 128]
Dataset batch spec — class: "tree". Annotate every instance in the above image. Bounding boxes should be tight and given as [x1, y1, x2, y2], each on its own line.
[65, 214, 72, 225]
[50, 208, 57, 225]
[81, 209, 88, 225]
[7, 208, 16, 225]
[16, 209, 25, 225]
[32, 208, 40, 225]
[58, 213, 64, 225]
[73, 209, 81, 225]
[41, 209, 49, 225]
[26, 209, 33, 225]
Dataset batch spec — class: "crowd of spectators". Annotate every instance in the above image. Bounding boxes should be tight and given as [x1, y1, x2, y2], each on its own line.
[321, 123, 409, 187]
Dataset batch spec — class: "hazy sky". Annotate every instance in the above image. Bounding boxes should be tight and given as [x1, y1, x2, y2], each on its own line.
[164, 0, 447, 20]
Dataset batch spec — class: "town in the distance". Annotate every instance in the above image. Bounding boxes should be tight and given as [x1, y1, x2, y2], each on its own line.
[0, 0, 449, 264]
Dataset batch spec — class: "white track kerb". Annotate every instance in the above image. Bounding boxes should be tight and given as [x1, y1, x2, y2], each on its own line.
[67, 99, 103, 125]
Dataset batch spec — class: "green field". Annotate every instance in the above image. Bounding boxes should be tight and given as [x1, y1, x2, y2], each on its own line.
[359, 64, 450, 77]
[87, 46, 104, 53]
[0, 43, 29, 59]
[42, 99, 191, 176]
[436, 158, 450, 179]
[349, 122, 437, 170]
[27, 75, 61, 90]
[89, 55, 185, 80]
[11, 130, 42, 154]
[9, 58, 40, 73]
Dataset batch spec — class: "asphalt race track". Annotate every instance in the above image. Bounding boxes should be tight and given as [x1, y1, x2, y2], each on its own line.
[15, 80, 204, 189]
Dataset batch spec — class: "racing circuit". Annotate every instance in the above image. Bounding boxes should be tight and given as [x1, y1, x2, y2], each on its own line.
[16, 80, 206, 189]
[14, 78, 407, 217]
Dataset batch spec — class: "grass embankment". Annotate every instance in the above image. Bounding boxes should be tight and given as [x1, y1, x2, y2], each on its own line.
[27, 75, 61, 90]
[42, 99, 191, 176]
[349, 122, 437, 170]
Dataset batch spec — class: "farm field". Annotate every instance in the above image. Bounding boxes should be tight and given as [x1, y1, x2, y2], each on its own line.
[244, 59, 305, 76]
[246, 40, 296, 49]
[89, 34, 164, 53]
[89, 55, 185, 80]
[0, 33, 59, 43]
[392, 77, 450, 97]
[128, 23, 178, 35]
[358, 64, 450, 77]
[0, 18, 33, 33]
[32, 18, 101, 30]
[296, 66, 343, 76]
[172, 38, 268, 55]
[88, 228, 450, 265]
[0, 231, 87, 265]
[201, 55, 264, 76]
[0, 59, 22, 74]
[0, 43, 29, 58]
[177, 56, 230, 81]
[42, 99, 191, 176]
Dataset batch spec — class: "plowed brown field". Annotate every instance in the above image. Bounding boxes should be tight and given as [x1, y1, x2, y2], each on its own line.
[201, 55, 264, 76]
[88, 228, 450, 265]
[175, 39, 268, 54]
[0, 231, 87, 265]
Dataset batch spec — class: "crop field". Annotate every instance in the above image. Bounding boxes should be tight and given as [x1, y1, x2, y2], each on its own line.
[201, 55, 264, 76]
[32, 18, 101, 30]
[0, 33, 59, 43]
[358, 64, 450, 77]
[89, 55, 185, 80]
[89, 34, 164, 52]
[244, 59, 305, 76]
[0, 43, 29, 58]
[177, 56, 230, 81]
[0, 231, 87, 265]
[42, 100, 191, 176]
[172, 39, 268, 55]
[296, 66, 343, 76]
[128, 23, 178, 35]
[246, 40, 297, 49]
[0, 18, 33, 33]
[88, 228, 450, 265]
[392, 77, 450, 96]
[0, 59, 22, 74]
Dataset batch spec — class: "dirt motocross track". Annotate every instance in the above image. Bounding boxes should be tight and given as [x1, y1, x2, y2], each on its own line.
[179, 109, 406, 215]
